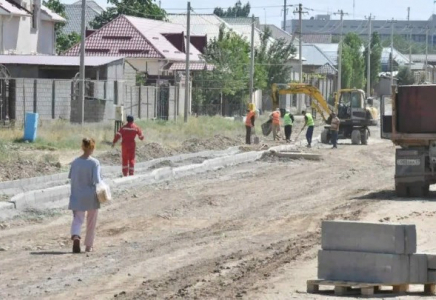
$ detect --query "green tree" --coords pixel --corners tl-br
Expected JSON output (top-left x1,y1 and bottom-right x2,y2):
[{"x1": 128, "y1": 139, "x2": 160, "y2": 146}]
[
  {"x1": 396, "y1": 66, "x2": 415, "y2": 85},
  {"x1": 363, "y1": 32, "x2": 383, "y2": 93},
  {"x1": 256, "y1": 27, "x2": 297, "y2": 88},
  {"x1": 43, "y1": 0, "x2": 81, "y2": 54},
  {"x1": 341, "y1": 33, "x2": 366, "y2": 89},
  {"x1": 214, "y1": 1, "x2": 251, "y2": 18},
  {"x1": 193, "y1": 25, "x2": 266, "y2": 114},
  {"x1": 91, "y1": 0, "x2": 166, "y2": 29}
]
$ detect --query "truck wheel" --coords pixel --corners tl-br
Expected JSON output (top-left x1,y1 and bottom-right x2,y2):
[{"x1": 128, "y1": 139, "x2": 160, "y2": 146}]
[
  {"x1": 361, "y1": 130, "x2": 369, "y2": 145},
  {"x1": 321, "y1": 129, "x2": 330, "y2": 144},
  {"x1": 351, "y1": 130, "x2": 361, "y2": 145}
]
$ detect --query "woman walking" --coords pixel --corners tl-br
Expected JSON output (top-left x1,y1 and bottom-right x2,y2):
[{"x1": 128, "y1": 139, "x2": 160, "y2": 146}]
[{"x1": 68, "y1": 138, "x2": 102, "y2": 253}]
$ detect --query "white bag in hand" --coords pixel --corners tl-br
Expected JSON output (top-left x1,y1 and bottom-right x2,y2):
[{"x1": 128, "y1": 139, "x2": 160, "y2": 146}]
[{"x1": 96, "y1": 181, "x2": 112, "y2": 203}]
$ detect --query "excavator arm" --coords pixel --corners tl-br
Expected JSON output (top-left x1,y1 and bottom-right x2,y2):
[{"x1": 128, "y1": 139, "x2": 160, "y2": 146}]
[{"x1": 271, "y1": 83, "x2": 333, "y2": 122}]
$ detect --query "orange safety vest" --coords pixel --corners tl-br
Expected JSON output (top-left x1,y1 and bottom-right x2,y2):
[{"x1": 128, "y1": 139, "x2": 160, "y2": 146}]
[
  {"x1": 245, "y1": 110, "x2": 255, "y2": 127},
  {"x1": 272, "y1": 111, "x2": 280, "y2": 125}
]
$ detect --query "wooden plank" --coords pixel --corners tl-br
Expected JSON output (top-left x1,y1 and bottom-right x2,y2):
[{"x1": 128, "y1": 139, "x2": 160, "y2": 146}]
[
  {"x1": 425, "y1": 284, "x2": 436, "y2": 295},
  {"x1": 361, "y1": 287, "x2": 374, "y2": 296},
  {"x1": 306, "y1": 282, "x2": 319, "y2": 293},
  {"x1": 334, "y1": 286, "x2": 348, "y2": 296},
  {"x1": 393, "y1": 284, "x2": 409, "y2": 294}
]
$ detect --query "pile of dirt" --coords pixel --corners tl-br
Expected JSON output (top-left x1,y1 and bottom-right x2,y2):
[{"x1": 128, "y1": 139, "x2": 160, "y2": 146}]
[
  {"x1": 0, "y1": 157, "x2": 62, "y2": 182},
  {"x1": 97, "y1": 135, "x2": 242, "y2": 166},
  {"x1": 181, "y1": 135, "x2": 241, "y2": 153},
  {"x1": 97, "y1": 143, "x2": 177, "y2": 166}
]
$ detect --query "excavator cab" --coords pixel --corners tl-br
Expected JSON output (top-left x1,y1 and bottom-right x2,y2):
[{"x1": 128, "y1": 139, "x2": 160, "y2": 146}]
[{"x1": 337, "y1": 90, "x2": 367, "y2": 121}]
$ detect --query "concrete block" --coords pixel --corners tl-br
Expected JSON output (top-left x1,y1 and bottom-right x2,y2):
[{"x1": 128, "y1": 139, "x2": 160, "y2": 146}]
[
  {"x1": 427, "y1": 253, "x2": 436, "y2": 270},
  {"x1": 318, "y1": 250, "x2": 410, "y2": 284},
  {"x1": 322, "y1": 221, "x2": 417, "y2": 254},
  {"x1": 410, "y1": 254, "x2": 427, "y2": 283},
  {"x1": 429, "y1": 270, "x2": 436, "y2": 283}
]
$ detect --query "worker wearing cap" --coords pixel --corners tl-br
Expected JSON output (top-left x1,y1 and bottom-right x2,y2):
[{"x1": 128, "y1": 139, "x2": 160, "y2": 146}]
[
  {"x1": 245, "y1": 109, "x2": 256, "y2": 144},
  {"x1": 301, "y1": 110, "x2": 315, "y2": 148},
  {"x1": 112, "y1": 115, "x2": 144, "y2": 176},
  {"x1": 270, "y1": 108, "x2": 281, "y2": 141},
  {"x1": 283, "y1": 109, "x2": 294, "y2": 143}
]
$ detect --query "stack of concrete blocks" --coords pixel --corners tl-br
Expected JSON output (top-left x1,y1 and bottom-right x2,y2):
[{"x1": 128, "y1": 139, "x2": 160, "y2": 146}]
[{"x1": 318, "y1": 221, "x2": 436, "y2": 284}]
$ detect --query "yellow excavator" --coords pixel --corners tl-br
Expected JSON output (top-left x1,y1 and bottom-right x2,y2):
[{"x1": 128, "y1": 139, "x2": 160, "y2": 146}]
[{"x1": 271, "y1": 83, "x2": 379, "y2": 145}]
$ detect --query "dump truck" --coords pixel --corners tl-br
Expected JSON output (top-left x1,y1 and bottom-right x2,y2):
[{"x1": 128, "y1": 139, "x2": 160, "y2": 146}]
[
  {"x1": 271, "y1": 83, "x2": 379, "y2": 145},
  {"x1": 381, "y1": 85, "x2": 436, "y2": 197}
]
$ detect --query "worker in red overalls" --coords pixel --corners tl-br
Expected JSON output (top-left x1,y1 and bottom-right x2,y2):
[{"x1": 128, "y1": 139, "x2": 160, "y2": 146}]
[{"x1": 112, "y1": 115, "x2": 144, "y2": 176}]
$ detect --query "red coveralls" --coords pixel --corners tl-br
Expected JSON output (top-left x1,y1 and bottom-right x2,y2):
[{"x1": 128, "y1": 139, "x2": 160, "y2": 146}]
[{"x1": 113, "y1": 123, "x2": 144, "y2": 176}]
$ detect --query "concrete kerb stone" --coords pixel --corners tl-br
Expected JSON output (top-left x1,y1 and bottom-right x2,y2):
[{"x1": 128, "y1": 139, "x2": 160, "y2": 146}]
[
  {"x1": 0, "y1": 147, "x2": 241, "y2": 195},
  {"x1": 10, "y1": 185, "x2": 70, "y2": 210},
  {"x1": 410, "y1": 253, "x2": 428, "y2": 283},
  {"x1": 427, "y1": 253, "x2": 436, "y2": 269},
  {"x1": 428, "y1": 270, "x2": 436, "y2": 283},
  {"x1": 0, "y1": 147, "x2": 261, "y2": 212},
  {"x1": 318, "y1": 250, "x2": 410, "y2": 284},
  {"x1": 0, "y1": 202, "x2": 14, "y2": 210},
  {"x1": 113, "y1": 151, "x2": 265, "y2": 190},
  {"x1": 273, "y1": 152, "x2": 322, "y2": 161},
  {"x1": 321, "y1": 221, "x2": 417, "y2": 255}
]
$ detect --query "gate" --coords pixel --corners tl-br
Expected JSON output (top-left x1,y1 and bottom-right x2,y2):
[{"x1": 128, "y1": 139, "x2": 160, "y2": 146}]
[
  {"x1": 0, "y1": 65, "x2": 12, "y2": 123},
  {"x1": 157, "y1": 83, "x2": 169, "y2": 120}
]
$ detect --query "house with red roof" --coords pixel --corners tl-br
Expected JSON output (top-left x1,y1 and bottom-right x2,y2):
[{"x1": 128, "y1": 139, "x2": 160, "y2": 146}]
[{"x1": 63, "y1": 15, "x2": 209, "y2": 85}]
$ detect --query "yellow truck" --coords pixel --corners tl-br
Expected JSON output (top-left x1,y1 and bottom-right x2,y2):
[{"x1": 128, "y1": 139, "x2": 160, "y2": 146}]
[{"x1": 271, "y1": 83, "x2": 379, "y2": 145}]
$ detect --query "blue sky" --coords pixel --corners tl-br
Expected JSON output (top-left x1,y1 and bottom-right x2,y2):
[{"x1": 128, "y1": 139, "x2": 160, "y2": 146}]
[{"x1": 62, "y1": 0, "x2": 436, "y2": 25}]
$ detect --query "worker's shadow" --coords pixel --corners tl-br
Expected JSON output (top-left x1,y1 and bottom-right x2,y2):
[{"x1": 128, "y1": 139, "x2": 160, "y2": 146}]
[
  {"x1": 352, "y1": 190, "x2": 436, "y2": 201},
  {"x1": 30, "y1": 251, "x2": 71, "y2": 256}
]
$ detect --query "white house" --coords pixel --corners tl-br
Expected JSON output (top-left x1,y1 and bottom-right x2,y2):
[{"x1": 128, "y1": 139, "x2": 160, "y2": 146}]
[{"x1": 0, "y1": 0, "x2": 65, "y2": 55}]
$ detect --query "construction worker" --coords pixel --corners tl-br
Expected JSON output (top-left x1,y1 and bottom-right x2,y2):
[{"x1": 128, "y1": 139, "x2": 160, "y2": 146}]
[
  {"x1": 112, "y1": 115, "x2": 144, "y2": 176},
  {"x1": 283, "y1": 109, "x2": 294, "y2": 143},
  {"x1": 330, "y1": 112, "x2": 340, "y2": 149},
  {"x1": 270, "y1": 108, "x2": 281, "y2": 141},
  {"x1": 245, "y1": 109, "x2": 256, "y2": 145},
  {"x1": 301, "y1": 110, "x2": 315, "y2": 148}
]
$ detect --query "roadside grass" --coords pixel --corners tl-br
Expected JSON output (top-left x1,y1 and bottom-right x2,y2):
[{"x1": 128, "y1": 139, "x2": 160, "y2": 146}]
[{"x1": 0, "y1": 116, "x2": 248, "y2": 151}]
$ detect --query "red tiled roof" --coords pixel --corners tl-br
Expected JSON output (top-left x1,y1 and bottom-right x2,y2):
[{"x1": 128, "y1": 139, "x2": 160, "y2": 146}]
[
  {"x1": 63, "y1": 15, "x2": 203, "y2": 62},
  {"x1": 64, "y1": 16, "x2": 162, "y2": 58}
]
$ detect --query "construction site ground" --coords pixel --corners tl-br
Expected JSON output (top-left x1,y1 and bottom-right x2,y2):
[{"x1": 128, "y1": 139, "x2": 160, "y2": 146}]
[{"x1": 2, "y1": 128, "x2": 436, "y2": 299}]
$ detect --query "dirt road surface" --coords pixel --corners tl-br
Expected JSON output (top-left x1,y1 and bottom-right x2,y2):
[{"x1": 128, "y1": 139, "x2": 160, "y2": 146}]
[{"x1": 1, "y1": 131, "x2": 436, "y2": 299}]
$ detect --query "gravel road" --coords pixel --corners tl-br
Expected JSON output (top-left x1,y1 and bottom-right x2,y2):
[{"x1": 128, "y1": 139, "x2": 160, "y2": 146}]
[{"x1": 2, "y1": 129, "x2": 435, "y2": 299}]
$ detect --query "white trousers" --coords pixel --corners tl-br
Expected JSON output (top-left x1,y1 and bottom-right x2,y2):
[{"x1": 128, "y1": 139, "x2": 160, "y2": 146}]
[{"x1": 71, "y1": 210, "x2": 99, "y2": 247}]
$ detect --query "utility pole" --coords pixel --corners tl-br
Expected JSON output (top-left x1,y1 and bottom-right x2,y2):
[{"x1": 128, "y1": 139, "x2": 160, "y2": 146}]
[
  {"x1": 388, "y1": 18, "x2": 397, "y2": 86},
  {"x1": 426, "y1": 26, "x2": 429, "y2": 82},
  {"x1": 294, "y1": 4, "x2": 307, "y2": 83},
  {"x1": 294, "y1": 3, "x2": 308, "y2": 113},
  {"x1": 283, "y1": 0, "x2": 287, "y2": 31},
  {"x1": 334, "y1": 9, "x2": 348, "y2": 92},
  {"x1": 184, "y1": 2, "x2": 191, "y2": 123},
  {"x1": 408, "y1": 7, "x2": 412, "y2": 69},
  {"x1": 353, "y1": 0, "x2": 355, "y2": 19},
  {"x1": 78, "y1": 0, "x2": 86, "y2": 125},
  {"x1": 365, "y1": 14, "x2": 374, "y2": 97},
  {"x1": 249, "y1": 14, "x2": 255, "y2": 104}
]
